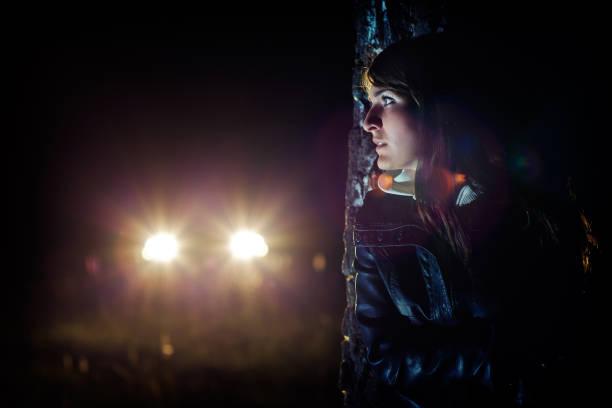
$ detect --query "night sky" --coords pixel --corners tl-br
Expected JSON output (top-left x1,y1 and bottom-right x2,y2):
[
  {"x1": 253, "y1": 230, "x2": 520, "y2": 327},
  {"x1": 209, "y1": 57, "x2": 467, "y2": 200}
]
[{"x1": 10, "y1": 2, "x2": 607, "y2": 407}]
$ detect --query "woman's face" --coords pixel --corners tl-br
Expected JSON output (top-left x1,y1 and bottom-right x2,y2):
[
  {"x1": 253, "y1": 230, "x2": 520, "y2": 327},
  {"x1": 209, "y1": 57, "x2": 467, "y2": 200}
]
[{"x1": 362, "y1": 85, "x2": 421, "y2": 171}]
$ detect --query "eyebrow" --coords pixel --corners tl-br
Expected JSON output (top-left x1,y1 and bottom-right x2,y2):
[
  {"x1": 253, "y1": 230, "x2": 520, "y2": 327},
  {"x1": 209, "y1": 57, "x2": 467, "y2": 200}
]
[{"x1": 368, "y1": 88, "x2": 393, "y2": 102}]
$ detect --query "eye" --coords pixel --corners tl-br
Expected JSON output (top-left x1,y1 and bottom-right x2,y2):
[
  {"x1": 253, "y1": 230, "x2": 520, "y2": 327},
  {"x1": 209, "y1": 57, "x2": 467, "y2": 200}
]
[{"x1": 382, "y1": 96, "x2": 395, "y2": 106}]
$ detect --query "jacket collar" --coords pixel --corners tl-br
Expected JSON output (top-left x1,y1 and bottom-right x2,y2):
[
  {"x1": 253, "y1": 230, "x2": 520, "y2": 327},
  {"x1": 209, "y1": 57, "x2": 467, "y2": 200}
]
[
  {"x1": 377, "y1": 161, "x2": 419, "y2": 199},
  {"x1": 377, "y1": 163, "x2": 482, "y2": 207}
]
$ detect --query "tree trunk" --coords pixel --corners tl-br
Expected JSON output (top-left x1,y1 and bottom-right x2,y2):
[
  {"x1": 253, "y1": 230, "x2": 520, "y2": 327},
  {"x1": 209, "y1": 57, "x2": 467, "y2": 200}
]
[{"x1": 339, "y1": 1, "x2": 446, "y2": 406}]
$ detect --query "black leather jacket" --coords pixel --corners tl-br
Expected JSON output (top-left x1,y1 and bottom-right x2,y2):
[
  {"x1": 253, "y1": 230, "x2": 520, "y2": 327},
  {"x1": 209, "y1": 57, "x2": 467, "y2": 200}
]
[{"x1": 353, "y1": 186, "x2": 586, "y2": 407}]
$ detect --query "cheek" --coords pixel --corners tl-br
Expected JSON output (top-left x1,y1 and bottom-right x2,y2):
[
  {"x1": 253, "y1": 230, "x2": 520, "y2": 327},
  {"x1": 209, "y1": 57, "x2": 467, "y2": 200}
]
[
  {"x1": 390, "y1": 110, "x2": 417, "y2": 138},
  {"x1": 395, "y1": 123, "x2": 418, "y2": 150},
  {"x1": 384, "y1": 109, "x2": 421, "y2": 153}
]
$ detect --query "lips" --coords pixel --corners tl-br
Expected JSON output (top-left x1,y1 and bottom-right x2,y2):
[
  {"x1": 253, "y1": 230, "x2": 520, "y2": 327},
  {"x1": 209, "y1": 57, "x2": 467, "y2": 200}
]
[{"x1": 375, "y1": 142, "x2": 387, "y2": 151}]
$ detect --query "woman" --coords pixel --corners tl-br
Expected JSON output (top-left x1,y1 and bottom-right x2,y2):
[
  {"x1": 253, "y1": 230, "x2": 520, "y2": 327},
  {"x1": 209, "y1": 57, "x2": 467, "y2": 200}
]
[{"x1": 353, "y1": 35, "x2": 591, "y2": 407}]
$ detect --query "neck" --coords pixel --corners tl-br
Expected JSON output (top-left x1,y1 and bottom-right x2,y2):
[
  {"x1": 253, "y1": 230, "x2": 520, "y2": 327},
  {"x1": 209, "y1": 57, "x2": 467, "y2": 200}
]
[
  {"x1": 406, "y1": 159, "x2": 419, "y2": 170},
  {"x1": 403, "y1": 159, "x2": 419, "y2": 175}
]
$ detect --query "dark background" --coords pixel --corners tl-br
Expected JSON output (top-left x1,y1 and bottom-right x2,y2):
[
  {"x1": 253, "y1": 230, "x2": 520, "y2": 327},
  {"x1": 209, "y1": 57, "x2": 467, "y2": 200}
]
[
  {"x1": 10, "y1": 1, "x2": 607, "y2": 407},
  {"x1": 12, "y1": 3, "x2": 354, "y2": 407}
]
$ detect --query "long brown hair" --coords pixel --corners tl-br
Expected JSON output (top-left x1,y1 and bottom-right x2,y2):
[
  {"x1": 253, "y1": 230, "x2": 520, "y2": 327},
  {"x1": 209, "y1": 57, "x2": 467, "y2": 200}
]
[
  {"x1": 361, "y1": 35, "x2": 598, "y2": 282},
  {"x1": 361, "y1": 35, "x2": 494, "y2": 265}
]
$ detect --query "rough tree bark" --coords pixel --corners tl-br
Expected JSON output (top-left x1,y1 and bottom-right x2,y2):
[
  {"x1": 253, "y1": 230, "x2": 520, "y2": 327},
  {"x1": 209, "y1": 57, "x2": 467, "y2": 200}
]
[{"x1": 338, "y1": 1, "x2": 447, "y2": 406}]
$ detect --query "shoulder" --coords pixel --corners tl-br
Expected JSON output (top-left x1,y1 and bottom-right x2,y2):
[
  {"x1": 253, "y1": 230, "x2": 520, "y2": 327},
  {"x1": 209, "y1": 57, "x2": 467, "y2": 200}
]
[{"x1": 353, "y1": 190, "x2": 435, "y2": 252}]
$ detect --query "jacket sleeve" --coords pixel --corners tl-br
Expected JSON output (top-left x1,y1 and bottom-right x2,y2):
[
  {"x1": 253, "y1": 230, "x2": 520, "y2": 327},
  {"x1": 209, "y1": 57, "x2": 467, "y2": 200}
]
[{"x1": 354, "y1": 243, "x2": 500, "y2": 402}]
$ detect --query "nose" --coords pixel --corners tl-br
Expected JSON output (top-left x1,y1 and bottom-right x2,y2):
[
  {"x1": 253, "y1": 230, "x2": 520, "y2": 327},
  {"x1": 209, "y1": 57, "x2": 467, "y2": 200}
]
[{"x1": 362, "y1": 105, "x2": 381, "y2": 133}]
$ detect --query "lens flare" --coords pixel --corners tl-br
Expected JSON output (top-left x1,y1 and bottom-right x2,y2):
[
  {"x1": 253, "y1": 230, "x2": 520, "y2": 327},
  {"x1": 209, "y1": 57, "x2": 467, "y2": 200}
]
[
  {"x1": 312, "y1": 252, "x2": 327, "y2": 272},
  {"x1": 142, "y1": 233, "x2": 179, "y2": 262},
  {"x1": 454, "y1": 173, "x2": 467, "y2": 184},
  {"x1": 230, "y1": 230, "x2": 269, "y2": 260},
  {"x1": 378, "y1": 173, "x2": 394, "y2": 190}
]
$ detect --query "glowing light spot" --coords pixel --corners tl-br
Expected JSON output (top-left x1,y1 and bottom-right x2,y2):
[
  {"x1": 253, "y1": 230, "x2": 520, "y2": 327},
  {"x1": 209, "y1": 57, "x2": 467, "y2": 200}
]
[
  {"x1": 161, "y1": 344, "x2": 174, "y2": 356},
  {"x1": 230, "y1": 230, "x2": 269, "y2": 260},
  {"x1": 84, "y1": 256, "x2": 100, "y2": 275},
  {"x1": 312, "y1": 252, "x2": 327, "y2": 272},
  {"x1": 378, "y1": 173, "x2": 394, "y2": 190},
  {"x1": 78, "y1": 356, "x2": 89, "y2": 373},
  {"x1": 142, "y1": 233, "x2": 179, "y2": 262},
  {"x1": 160, "y1": 334, "x2": 174, "y2": 357},
  {"x1": 344, "y1": 335, "x2": 350, "y2": 342},
  {"x1": 454, "y1": 173, "x2": 467, "y2": 184}
]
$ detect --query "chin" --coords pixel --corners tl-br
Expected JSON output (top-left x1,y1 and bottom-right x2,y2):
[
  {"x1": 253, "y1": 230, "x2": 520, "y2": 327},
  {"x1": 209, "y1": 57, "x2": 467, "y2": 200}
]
[
  {"x1": 377, "y1": 158, "x2": 390, "y2": 170},
  {"x1": 377, "y1": 160, "x2": 397, "y2": 171}
]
